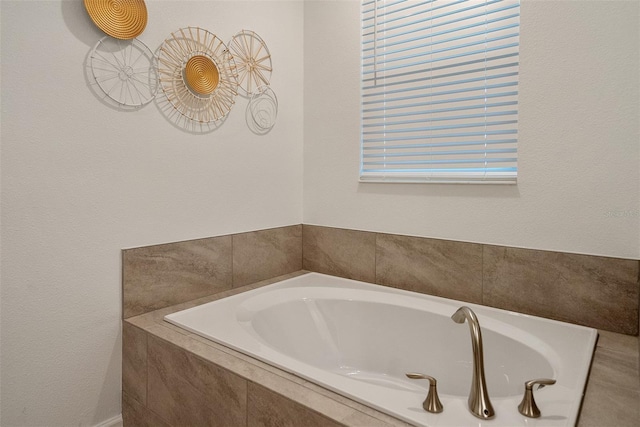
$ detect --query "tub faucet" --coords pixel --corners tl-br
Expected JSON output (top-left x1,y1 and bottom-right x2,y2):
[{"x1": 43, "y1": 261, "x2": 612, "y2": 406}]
[{"x1": 451, "y1": 306, "x2": 495, "y2": 419}]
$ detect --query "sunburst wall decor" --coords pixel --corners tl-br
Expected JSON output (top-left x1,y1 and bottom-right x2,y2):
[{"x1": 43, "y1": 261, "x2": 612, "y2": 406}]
[
  {"x1": 228, "y1": 30, "x2": 273, "y2": 97},
  {"x1": 156, "y1": 27, "x2": 239, "y2": 124}
]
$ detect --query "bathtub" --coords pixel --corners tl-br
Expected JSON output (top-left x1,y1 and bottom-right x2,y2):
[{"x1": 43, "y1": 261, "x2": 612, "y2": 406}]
[{"x1": 165, "y1": 272, "x2": 597, "y2": 427}]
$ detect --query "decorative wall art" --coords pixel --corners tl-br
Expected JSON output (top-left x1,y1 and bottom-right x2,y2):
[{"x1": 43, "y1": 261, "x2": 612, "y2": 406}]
[
  {"x1": 84, "y1": 0, "x2": 148, "y2": 40},
  {"x1": 246, "y1": 85, "x2": 278, "y2": 135},
  {"x1": 82, "y1": 0, "x2": 277, "y2": 133},
  {"x1": 228, "y1": 30, "x2": 278, "y2": 134},
  {"x1": 156, "y1": 27, "x2": 239, "y2": 125},
  {"x1": 228, "y1": 30, "x2": 272, "y2": 96},
  {"x1": 84, "y1": 0, "x2": 156, "y2": 109},
  {"x1": 89, "y1": 36, "x2": 158, "y2": 107}
]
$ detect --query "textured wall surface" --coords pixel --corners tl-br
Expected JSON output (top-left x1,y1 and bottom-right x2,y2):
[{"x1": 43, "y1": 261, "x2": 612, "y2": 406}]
[
  {"x1": 303, "y1": 0, "x2": 640, "y2": 259},
  {"x1": 0, "y1": 1, "x2": 303, "y2": 425},
  {"x1": 2, "y1": 0, "x2": 639, "y2": 425}
]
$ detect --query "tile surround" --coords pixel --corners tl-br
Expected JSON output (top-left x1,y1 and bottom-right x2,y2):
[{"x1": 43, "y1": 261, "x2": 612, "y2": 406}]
[
  {"x1": 122, "y1": 224, "x2": 640, "y2": 424},
  {"x1": 122, "y1": 323, "x2": 147, "y2": 405},
  {"x1": 233, "y1": 225, "x2": 302, "y2": 287},
  {"x1": 147, "y1": 334, "x2": 247, "y2": 426},
  {"x1": 376, "y1": 233, "x2": 483, "y2": 304},
  {"x1": 484, "y1": 245, "x2": 639, "y2": 334},
  {"x1": 122, "y1": 236, "x2": 233, "y2": 318},
  {"x1": 122, "y1": 224, "x2": 639, "y2": 330},
  {"x1": 122, "y1": 275, "x2": 640, "y2": 427},
  {"x1": 302, "y1": 225, "x2": 376, "y2": 282},
  {"x1": 123, "y1": 226, "x2": 303, "y2": 318},
  {"x1": 247, "y1": 383, "x2": 343, "y2": 427},
  {"x1": 302, "y1": 225, "x2": 639, "y2": 335},
  {"x1": 578, "y1": 331, "x2": 640, "y2": 426},
  {"x1": 122, "y1": 392, "x2": 169, "y2": 427}
]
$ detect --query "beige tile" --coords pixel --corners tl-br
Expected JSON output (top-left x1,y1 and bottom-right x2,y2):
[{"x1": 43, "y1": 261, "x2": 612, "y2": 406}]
[
  {"x1": 483, "y1": 246, "x2": 639, "y2": 334},
  {"x1": 248, "y1": 382, "x2": 345, "y2": 427},
  {"x1": 233, "y1": 225, "x2": 302, "y2": 287},
  {"x1": 376, "y1": 234, "x2": 483, "y2": 303},
  {"x1": 579, "y1": 376, "x2": 640, "y2": 427},
  {"x1": 303, "y1": 225, "x2": 376, "y2": 282},
  {"x1": 589, "y1": 346, "x2": 639, "y2": 392},
  {"x1": 126, "y1": 271, "x2": 308, "y2": 331},
  {"x1": 147, "y1": 322, "x2": 407, "y2": 427},
  {"x1": 147, "y1": 334, "x2": 247, "y2": 426},
  {"x1": 122, "y1": 391, "x2": 170, "y2": 427},
  {"x1": 597, "y1": 330, "x2": 640, "y2": 357},
  {"x1": 341, "y1": 411, "x2": 411, "y2": 427},
  {"x1": 122, "y1": 236, "x2": 233, "y2": 318},
  {"x1": 122, "y1": 322, "x2": 147, "y2": 405}
]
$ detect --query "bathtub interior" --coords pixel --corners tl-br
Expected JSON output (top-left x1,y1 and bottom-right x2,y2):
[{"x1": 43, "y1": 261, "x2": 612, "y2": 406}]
[
  {"x1": 246, "y1": 297, "x2": 555, "y2": 398},
  {"x1": 165, "y1": 272, "x2": 598, "y2": 427}
]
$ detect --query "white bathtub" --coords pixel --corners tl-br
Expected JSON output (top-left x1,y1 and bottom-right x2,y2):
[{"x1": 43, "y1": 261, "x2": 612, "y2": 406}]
[{"x1": 165, "y1": 272, "x2": 597, "y2": 427}]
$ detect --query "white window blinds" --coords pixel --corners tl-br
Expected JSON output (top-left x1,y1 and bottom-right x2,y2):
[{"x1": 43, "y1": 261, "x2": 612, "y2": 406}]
[{"x1": 360, "y1": 0, "x2": 520, "y2": 183}]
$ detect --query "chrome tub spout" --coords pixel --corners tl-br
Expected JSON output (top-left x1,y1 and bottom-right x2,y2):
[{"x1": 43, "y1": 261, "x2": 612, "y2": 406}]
[{"x1": 451, "y1": 306, "x2": 495, "y2": 419}]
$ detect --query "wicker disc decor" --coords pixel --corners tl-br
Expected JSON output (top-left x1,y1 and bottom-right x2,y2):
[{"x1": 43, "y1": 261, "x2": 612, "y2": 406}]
[
  {"x1": 83, "y1": 0, "x2": 148, "y2": 40},
  {"x1": 157, "y1": 27, "x2": 239, "y2": 123}
]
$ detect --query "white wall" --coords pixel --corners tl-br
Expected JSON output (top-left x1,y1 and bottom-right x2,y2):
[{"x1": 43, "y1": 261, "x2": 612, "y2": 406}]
[
  {"x1": 1, "y1": 0, "x2": 639, "y2": 426},
  {"x1": 0, "y1": 1, "x2": 303, "y2": 425},
  {"x1": 303, "y1": 0, "x2": 640, "y2": 260}
]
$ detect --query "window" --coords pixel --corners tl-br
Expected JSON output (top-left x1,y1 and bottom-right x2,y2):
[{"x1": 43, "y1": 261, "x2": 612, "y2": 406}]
[{"x1": 360, "y1": 0, "x2": 520, "y2": 183}]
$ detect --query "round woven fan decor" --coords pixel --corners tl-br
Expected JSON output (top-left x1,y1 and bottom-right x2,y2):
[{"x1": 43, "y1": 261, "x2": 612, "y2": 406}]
[
  {"x1": 228, "y1": 30, "x2": 272, "y2": 96},
  {"x1": 184, "y1": 55, "x2": 220, "y2": 96},
  {"x1": 84, "y1": 0, "x2": 148, "y2": 40},
  {"x1": 157, "y1": 27, "x2": 239, "y2": 124}
]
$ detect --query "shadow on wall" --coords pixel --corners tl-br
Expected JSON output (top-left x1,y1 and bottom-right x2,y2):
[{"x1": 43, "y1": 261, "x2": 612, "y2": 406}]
[
  {"x1": 357, "y1": 181, "x2": 522, "y2": 200},
  {"x1": 61, "y1": 0, "x2": 104, "y2": 47},
  {"x1": 91, "y1": 327, "x2": 123, "y2": 425}
]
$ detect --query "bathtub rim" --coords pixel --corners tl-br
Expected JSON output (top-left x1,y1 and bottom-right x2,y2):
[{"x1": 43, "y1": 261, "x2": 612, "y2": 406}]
[{"x1": 163, "y1": 271, "x2": 598, "y2": 427}]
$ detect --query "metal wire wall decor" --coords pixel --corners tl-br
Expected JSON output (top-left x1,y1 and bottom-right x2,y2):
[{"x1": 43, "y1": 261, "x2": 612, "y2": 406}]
[
  {"x1": 82, "y1": 1, "x2": 277, "y2": 133},
  {"x1": 156, "y1": 27, "x2": 239, "y2": 124},
  {"x1": 228, "y1": 30, "x2": 273, "y2": 97},
  {"x1": 84, "y1": 0, "x2": 148, "y2": 40},
  {"x1": 246, "y1": 85, "x2": 278, "y2": 135},
  {"x1": 89, "y1": 36, "x2": 158, "y2": 107}
]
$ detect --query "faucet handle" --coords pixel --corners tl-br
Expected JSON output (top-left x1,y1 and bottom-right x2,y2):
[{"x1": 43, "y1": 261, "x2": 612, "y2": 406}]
[
  {"x1": 406, "y1": 373, "x2": 444, "y2": 413},
  {"x1": 518, "y1": 378, "x2": 557, "y2": 418}
]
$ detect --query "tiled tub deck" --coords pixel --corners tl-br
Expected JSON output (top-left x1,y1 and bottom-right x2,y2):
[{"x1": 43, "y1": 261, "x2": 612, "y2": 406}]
[
  {"x1": 123, "y1": 272, "x2": 640, "y2": 427},
  {"x1": 122, "y1": 225, "x2": 640, "y2": 426}
]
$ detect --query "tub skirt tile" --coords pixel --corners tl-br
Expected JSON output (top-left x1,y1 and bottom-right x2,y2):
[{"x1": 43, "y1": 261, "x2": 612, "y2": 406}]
[
  {"x1": 588, "y1": 346, "x2": 640, "y2": 392},
  {"x1": 376, "y1": 233, "x2": 483, "y2": 304},
  {"x1": 578, "y1": 355, "x2": 640, "y2": 427},
  {"x1": 146, "y1": 335, "x2": 247, "y2": 426},
  {"x1": 122, "y1": 391, "x2": 170, "y2": 427},
  {"x1": 483, "y1": 245, "x2": 639, "y2": 334},
  {"x1": 122, "y1": 323, "x2": 147, "y2": 406},
  {"x1": 248, "y1": 382, "x2": 345, "y2": 427}
]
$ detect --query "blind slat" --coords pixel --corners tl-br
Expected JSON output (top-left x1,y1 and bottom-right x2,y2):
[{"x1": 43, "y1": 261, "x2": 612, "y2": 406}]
[{"x1": 361, "y1": 0, "x2": 520, "y2": 183}]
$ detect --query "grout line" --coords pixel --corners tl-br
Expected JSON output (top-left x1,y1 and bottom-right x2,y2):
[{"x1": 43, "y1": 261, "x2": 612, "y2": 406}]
[
  {"x1": 481, "y1": 244, "x2": 485, "y2": 306},
  {"x1": 374, "y1": 232, "x2": 379, "y2": 285},
  {"x1": 300, "y1": 223, "x2": 305, "y2": 271},
  {"x1": 231, "y1": 233, "x2": 235, "y2": 288}
]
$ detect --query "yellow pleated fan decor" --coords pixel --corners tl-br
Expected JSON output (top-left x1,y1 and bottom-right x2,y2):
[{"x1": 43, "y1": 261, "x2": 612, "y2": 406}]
[{"x1": 83, "y1": 0, "x2": 148, "y2": 40}]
